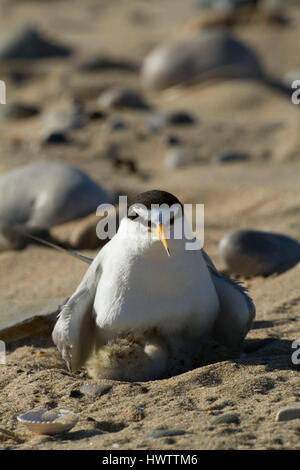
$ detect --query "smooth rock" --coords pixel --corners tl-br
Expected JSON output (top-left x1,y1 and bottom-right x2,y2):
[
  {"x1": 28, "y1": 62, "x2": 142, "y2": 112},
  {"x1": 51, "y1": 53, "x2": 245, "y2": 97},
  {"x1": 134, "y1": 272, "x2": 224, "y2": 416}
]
[
  {"x1": 42, "y1": 101, "x2": 88, "y2": 136},
  {"x1": 194, "y1": 0, "x2": 260, "y2": 11},
  {"x1": 146, "y1": 429, "x2": 187, "y2": 439},
  {"x1": 219, "y1": 229, "x2": 300, "y2": 276},
  {"x1": 212, "y1": 413, "x2": 240, "y2": 425},
  {"x1": 2, "y1": 102, "x2": 40, "y2": 120},
  {"x1": 148, "y1": 111, "x2": 196, "y2": 132},
  {"x1": 0, "y1": 26, "x2": 71, "y2": 60},
  {"x1": 165, "y1": 135, "x2": 182, "y2": 146},
  {"x1": 78, "y1": 55, "x2": 137, "y2": 73},
  {"x1": 52, "y1": 206, "x2": 119, "y2": 250},
  {"x1": 68, "y1": 207, "x2": 119, "y2": 250},
  {"x1": 42, "y1": 131, "x2": 70, "y2": 145},
  {"x1": 0, "y1": 161, "x2": 112, "y2": 250},
  {"x1": 109, "y1": 119, "x2": 128, "y2": 132},
  {"x1": 80, "y1": 383, "x2": 112, "y2": 397},
  {"x1": 0, "y1": 298, "x2": 66, "y2": 343},
  {"x1": 141, "y1": 30, "x2": 263, "y2": 91},
  {"x1": 98, "y1": 86, "x2": 151, "y2": 110},
  {"x1": 164, "y1": 149, "x2": 188, "y2": 170},
  {"x1": 212, "y1": 152, "x2": 250, "y2": 164},
  {"x1": 275, "y1": 407, "x2": 300, "y2": 422},
  {"x1": 284, "y1": 69, "x2": 300, "y2": 87}
]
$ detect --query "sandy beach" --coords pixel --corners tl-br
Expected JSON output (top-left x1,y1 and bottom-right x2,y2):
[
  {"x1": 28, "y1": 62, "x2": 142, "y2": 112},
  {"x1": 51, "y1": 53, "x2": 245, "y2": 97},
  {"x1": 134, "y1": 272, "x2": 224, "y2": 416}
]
[{"x1": 0, "y1": 0, "x2": 300, "y2": 450}]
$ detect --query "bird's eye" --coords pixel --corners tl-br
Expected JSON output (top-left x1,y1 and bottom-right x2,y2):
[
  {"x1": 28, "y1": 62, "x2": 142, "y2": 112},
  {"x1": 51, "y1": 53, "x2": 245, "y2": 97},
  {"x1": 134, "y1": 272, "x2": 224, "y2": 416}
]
[{"x1": 128, "y1": 212, "x2": 138, "y2": 220}]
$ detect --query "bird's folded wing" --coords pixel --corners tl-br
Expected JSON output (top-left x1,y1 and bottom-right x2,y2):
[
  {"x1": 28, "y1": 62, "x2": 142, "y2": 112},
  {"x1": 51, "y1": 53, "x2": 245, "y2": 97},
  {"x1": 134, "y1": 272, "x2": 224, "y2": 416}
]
[
  {"x1": 201, "y1": 249, "x2": 256, "y2": 347},
  {"x1": 52, "y1": 257, "x2": 102, "y2": 371}
]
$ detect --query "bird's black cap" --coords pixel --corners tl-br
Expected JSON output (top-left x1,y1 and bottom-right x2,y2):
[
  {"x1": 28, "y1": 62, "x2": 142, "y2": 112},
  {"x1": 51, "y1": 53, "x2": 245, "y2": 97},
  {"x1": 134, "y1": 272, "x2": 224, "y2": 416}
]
[{"x1": 130, "y1": 190, "x2": 183, "y2": 210}]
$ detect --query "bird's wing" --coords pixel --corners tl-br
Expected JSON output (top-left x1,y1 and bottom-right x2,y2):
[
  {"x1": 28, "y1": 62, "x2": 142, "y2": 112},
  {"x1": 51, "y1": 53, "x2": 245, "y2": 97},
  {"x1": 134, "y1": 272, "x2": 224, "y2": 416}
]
[
  {"x1": 201, "y1": 249, "x2": 256, "y2": 348},
  {"x1": 52, "y1": 253, "x2": 102, "y2": 371}
]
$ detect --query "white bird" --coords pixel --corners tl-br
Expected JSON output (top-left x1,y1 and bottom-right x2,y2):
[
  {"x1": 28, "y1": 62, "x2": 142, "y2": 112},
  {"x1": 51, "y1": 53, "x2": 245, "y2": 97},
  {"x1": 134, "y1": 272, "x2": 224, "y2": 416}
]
[{"x1": 52, "y1": 190, "x2": 255, "y2": 381}]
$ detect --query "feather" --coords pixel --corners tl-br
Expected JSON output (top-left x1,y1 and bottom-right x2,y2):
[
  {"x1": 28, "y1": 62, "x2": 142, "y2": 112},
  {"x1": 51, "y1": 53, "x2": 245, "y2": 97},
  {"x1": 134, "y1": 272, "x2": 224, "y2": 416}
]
[
  {"x1": 201, "y1": 249, "x2": 255, "y2": 347},
  {"x1": 52, "y1": 253, "x2": 102, "y2": 371}
]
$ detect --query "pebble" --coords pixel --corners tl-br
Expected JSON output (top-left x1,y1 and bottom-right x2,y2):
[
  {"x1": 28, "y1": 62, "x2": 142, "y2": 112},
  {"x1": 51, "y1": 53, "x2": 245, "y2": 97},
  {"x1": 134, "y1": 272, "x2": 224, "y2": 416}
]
[
  {"x1": 65, "y1": 209, "x2": 119, "y2": 250},
  {"x1": 78, "y1": 55, "x2": 137, "y2": 73},
  {"x1": 194, "y1": 0, "x2": 259, "y2": 11},
  {"x1": 42, "y1": 101, "x2": 88, "y2": 136},
  {"x1": 284, "y1": 69, "x2": 300, "y2": 87},
  {"x1": 212, "y1": 413, "x2": 240, "y2": 425},
  {"x1": 275, "y1": 407, "x2": 300, "y2": 422},
  {"x1": 148, "y1": 111, "x2": 196, "y2": 132},
  {"x1": 0, "y1": 161, "x2": 113, "y2": 251},
  {"x1": 2, "y1": 102, "x2": 40, "y2": 120},
  {"x1": 165, "y1": 135, "x2": 182, "y2": 146},
  {"x1": 109, "y1": 119, "x2": 128, "y2": 132},
  {"x1": 141, "y1": 30, "x2": 263, "y2": 91},
  {"x1": 146, "y1": 429, "x2": 187, "y2": 439},
  {"x1": 42, "y1": 131, "x2": 70, "y2": 145},
  {"x1": 219, "y1": 229, "x2": 300, "y2": 277},
  {"x1": 0, "y1": 298, "x2": 65, "y2": 343},
  {"x1": 98, "y1": 86, "x2": 151, "y2": 110},
  {"x1": 212, "y1": 152, "x2": 250, "y2": 164},
  {"x1": 0, "y1": 26, "x2": 71, "y2": 60},
  {"x1": 88, "y1": 110, "x2": 106, "y2": 121},
  {"x1": 80, "y1": 383, "x2": 112, "y2": 397},
  {"x1": 164, "y1": 149, "x2": 188, "y2": 170}
]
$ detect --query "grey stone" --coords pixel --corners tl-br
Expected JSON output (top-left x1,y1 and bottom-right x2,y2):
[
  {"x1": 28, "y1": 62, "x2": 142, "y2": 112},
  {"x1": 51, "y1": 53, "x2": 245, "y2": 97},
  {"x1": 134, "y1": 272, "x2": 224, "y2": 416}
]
[
  {"x1": 78, "y1": 55, "x2": 137, "y2": 73},
  {"x1": 42, "y1": 131, "x2": 70, "y2": 145},
  {"x1": 0, "y1": 161, "x2": 112, "y2": 250},
  {"x1": 109, "y1": 119, "x2": 128, "y2": 132},
  {"x1": 0, "y1": 26, "x2": 72, "y2": 61},
  {"x1": 142, "y1": 30, "x2": 263, "y2": 91},
  {"x1": 165, "y1": 135, "x2": 182, "y2": 146},
  {"x1": 80, "y1": 383, "x2": 112, "y2": 397},
  {"x1": 219, "y1": 229, "x2": 300, "y2": 276},
  {"x1": 42, "y1": 101, "x2": 88, "y2": 136},
  {"x1": 212, "y1": 413, "x2": 240, "y2": 425},
  {"x1": 164, "y1": 149, "x2": 188, "y2": 170},
  {"x1": 98, "y1": 87, "x2": 151, "y2": 110},
  {"x1": 212, "y1": 152, "x2": 250, "y2": 164},
  {"x1": 0, "y1": 298, "x2": 66, "y2": 343},
  {"x1": 146, "y1": 429, "x2": 187, "y2": 439},
  {"x1": 2, "y1": 102, "x2": 40, "y2": 120},
  {"x1": 148, "y1": 111, "x2": 196, "y2": 132},
  {"x1": 194, "y1": 0, "x2": 260, "y2": 11},
  {"x1": 275, "y1": 407, "x2": 300, "y2": 422}
]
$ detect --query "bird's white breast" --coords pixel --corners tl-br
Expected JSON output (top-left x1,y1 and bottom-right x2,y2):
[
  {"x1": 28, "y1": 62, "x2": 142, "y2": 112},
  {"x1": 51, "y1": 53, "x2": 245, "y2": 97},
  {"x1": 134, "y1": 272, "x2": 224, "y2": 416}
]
[{"x1": 93, "y1": 227, "x2": 219, "y2": 340}]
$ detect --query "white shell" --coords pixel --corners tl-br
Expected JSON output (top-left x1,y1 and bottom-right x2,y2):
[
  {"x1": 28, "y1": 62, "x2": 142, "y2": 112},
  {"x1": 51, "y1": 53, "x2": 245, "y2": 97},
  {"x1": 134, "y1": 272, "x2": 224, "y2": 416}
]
[{"x1": 17, "y1": 408, "x2": 78, "y2": 435}]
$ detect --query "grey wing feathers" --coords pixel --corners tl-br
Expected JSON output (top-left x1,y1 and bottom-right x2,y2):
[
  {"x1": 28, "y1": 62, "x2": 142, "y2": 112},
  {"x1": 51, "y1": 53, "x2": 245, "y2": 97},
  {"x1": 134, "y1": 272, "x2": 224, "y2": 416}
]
[
  {"x1": 52, "y1": 288, "x2": 95, "y2": 371},
  {"x1": 201, "y1": 249, "x2": 255, "y2": 347},
  {"x1": 52, "y1": 255, "x2": 102, "y2": 371}
]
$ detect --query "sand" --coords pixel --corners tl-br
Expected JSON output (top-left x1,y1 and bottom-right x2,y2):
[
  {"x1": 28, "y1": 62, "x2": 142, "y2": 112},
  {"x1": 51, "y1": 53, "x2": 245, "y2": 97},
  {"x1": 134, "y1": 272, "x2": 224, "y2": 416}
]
[{"x1": 0, "y1": 0, "x2": 300, "y2": 450}]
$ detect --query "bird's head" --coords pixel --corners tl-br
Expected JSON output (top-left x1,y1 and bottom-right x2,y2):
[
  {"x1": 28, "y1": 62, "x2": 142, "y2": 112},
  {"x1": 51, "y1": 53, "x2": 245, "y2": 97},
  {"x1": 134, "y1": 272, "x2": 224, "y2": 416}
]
[{"x1": 124, "y1": 190, "x2": 184, "y2": 257}]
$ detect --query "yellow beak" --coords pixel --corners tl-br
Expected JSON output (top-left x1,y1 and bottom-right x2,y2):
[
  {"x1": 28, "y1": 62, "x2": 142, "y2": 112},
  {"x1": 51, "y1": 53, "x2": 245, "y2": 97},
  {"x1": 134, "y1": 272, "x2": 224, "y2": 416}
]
[{"x1": 151, "y1": 223, "x2": 170, "y2": 256}]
